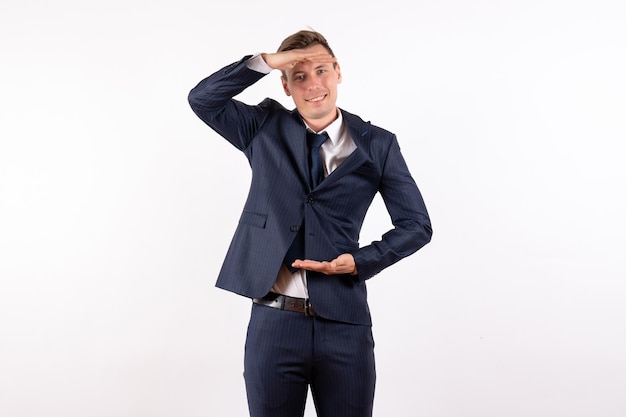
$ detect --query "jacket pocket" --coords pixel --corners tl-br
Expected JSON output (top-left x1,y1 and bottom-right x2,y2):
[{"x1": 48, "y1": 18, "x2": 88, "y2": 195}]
[{"x1": 239, "y1": 211, "x2": 267, "y2": 228}]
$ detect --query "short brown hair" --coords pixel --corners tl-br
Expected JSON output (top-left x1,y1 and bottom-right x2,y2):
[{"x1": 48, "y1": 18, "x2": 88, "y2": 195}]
[{"x1": 277, "y1": 30, "x2": 335, "y2": 57}]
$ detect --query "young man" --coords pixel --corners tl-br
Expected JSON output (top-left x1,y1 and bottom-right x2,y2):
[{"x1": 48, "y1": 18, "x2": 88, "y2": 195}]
[{"x1": 188, "y1": 30, "x2": 432, "y2": 417}]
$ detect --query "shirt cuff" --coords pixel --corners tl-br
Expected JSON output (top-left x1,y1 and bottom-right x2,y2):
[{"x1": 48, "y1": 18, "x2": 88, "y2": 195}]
[{"x1": 245, "y1": 53, "x2": 273, "y2": 74}]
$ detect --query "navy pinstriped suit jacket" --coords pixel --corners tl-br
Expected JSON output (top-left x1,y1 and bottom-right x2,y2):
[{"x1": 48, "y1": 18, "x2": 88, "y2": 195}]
[{"x1": 188, "y1": 56, "x2": 432, "y2": 325}]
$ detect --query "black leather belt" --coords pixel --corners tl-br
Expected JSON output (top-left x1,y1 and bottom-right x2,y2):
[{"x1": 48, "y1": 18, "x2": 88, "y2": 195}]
[{"x1": 253, "y1": 292, "x2": 318, "y2": 316}]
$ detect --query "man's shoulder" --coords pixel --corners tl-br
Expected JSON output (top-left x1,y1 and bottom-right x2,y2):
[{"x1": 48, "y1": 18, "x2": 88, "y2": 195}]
[
  {"x1": 339, "y1": 108, "x2": 395, "y2": 139},
  {"x1": 259, "y1": 97, "x2": 289, "y2": 111},
  {"x1": 257, "y1": 98, "x2": 301, "y2": 123},
  {"x1": 239, "y1": 98, "x2": 302, "y2": 136}
]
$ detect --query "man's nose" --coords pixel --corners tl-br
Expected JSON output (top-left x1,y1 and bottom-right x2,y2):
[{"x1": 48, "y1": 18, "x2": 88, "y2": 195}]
[{"x1": 305, "y1": 76, "x2": 321, "y2": 90}]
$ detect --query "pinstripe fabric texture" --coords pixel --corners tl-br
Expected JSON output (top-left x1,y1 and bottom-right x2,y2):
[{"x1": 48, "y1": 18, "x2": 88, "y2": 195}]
[
  {"x1": 244, "y1": 303, "x2": 375, "y2": 417},
  {"x1": 188, "y1": 56, "x2": 432, "y2": 326},
  {"x1": 189, "y1": 53, "x2": 432, "y2": 417}
]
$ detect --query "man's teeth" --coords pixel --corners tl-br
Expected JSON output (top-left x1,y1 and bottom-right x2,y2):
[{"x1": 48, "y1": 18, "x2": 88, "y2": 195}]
[{"x1": 308, "y1": 95, "x2": 325, "y2": 102}]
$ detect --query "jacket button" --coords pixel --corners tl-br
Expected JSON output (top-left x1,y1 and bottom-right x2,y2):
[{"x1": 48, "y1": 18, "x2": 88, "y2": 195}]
[
  {"x1": 307, "y1": 197, "x2": 314, "y2": 204},
  {"x1": 290, "y1": 226, "x2": 300, "y2": 232}
]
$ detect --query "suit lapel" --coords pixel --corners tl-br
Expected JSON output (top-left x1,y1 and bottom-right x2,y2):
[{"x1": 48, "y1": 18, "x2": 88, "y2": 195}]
[
  {"x1": 285, "y1": 111, "x2": 313, "y2": 191},
  {"x1": 315, "y1": 110, "x2": 372, "y2": 190}
]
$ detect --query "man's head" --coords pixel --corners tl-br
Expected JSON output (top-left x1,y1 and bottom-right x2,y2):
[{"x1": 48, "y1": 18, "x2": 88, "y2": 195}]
[{"x1": 278, "y1": 30, "x2": 342, "y2": 131}]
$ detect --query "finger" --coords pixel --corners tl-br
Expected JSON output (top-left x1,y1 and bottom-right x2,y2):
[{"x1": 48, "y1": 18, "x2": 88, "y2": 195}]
[
  {"x1": 292, "y1": 51, "x2": 336, "y2": 63},
  {"x1": 292, "y1": 259, "x2": 320, "y2": 269},
  {"x1": 292, "y1": 259, "x2": 329, "y2": 273},
  {"x1": 292, "y1": 257, "x2": 354, "y2": 275}
]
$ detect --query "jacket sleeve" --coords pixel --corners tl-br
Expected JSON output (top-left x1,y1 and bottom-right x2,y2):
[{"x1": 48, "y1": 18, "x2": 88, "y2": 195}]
[
  {"x1": 187, "y1": 55, "x2": 270, "y2": 151},
  {"x1": 351, "y1": 135, "x2": 432, "y2": 281}
]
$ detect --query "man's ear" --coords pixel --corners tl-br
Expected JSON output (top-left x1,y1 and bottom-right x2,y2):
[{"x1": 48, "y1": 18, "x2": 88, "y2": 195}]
[
  {"x1": 281, "y1": 76, "x2": 291, "y2": 96},
  {"x1": 336, "y1": 63, "x2": 342, "y2": 84}
]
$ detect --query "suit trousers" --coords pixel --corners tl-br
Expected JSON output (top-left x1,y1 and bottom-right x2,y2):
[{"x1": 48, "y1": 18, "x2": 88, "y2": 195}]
[{"x1": 244, "y1": 303, "x2": 376, "y2": 417}]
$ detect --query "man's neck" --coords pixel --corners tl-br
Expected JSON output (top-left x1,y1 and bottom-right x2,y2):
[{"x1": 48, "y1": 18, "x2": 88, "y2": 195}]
[{"x1": 303, "y1": 108, "x2": 339, "y2": 133}]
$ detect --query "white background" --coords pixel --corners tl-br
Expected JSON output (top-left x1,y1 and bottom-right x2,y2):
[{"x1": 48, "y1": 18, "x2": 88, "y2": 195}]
[{"x1": 1, "y1": 1, "x2": 625, "y2": 416}]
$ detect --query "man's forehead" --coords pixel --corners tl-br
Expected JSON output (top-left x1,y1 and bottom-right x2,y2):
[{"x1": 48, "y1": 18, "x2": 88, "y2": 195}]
[{"x1": 291, "y1": 61, "x2": 332, "y2": 73}]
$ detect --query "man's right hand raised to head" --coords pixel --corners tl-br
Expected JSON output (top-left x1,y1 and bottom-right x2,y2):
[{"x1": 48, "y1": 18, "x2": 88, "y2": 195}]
[{"x1": 261, "y1": 48, "x2": 336, "y2": 72}]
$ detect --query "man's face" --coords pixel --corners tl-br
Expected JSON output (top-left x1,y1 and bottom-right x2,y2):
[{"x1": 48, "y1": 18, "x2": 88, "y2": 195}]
[{"x1": 281, "y1": 44, "x2": 342, "y2": 130}]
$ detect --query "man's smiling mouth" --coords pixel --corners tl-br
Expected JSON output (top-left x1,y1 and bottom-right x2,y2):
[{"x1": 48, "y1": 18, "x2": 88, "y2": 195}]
[{"x1": 306, "y1": 94, "x2": 327, "y2": 103}]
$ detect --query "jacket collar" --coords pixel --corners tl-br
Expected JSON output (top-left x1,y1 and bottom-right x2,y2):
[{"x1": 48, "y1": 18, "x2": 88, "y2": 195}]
[{"x1": 289, "y1": 108, "x2": 371, "y2": 191}]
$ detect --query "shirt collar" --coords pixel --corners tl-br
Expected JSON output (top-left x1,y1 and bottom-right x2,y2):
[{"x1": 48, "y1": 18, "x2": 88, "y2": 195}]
[{"x1": 305, "y1": 109, "x2": 344, "y2": 146}]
